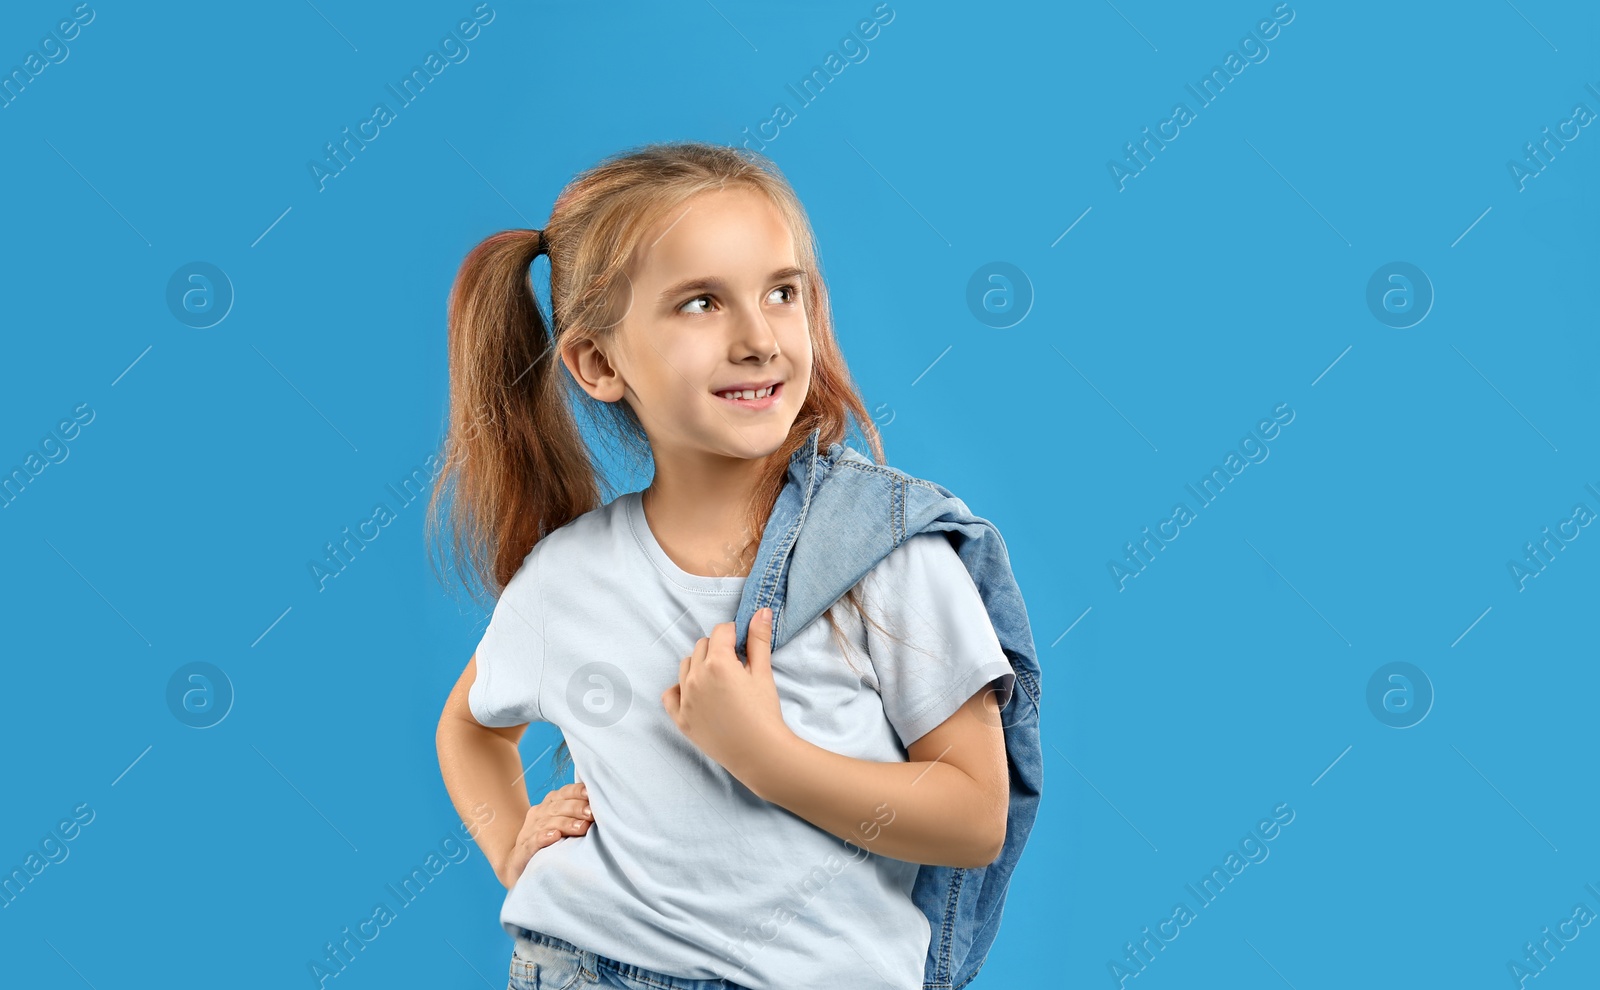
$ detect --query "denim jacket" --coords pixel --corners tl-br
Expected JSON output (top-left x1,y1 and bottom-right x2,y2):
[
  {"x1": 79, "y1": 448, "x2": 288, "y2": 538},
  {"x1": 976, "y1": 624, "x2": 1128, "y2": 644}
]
[{"x1": 731, "y1": 427, "x2": 1043, "y2": 990}]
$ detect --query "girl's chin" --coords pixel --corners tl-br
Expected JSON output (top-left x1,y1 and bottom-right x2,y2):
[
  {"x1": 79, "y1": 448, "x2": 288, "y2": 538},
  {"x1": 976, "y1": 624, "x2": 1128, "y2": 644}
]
[{"x1": 711, "y1": 423, "x2": 795, "y2": 459}]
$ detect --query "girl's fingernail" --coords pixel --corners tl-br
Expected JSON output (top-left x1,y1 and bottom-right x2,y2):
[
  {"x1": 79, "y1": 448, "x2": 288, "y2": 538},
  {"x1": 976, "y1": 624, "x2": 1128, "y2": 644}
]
[
  {"x1": 546, "y1": 830, "x2": 556, "y2": 837},
  {"x1": 583, "y1": 806, "x2": 592, "y2": 817}
]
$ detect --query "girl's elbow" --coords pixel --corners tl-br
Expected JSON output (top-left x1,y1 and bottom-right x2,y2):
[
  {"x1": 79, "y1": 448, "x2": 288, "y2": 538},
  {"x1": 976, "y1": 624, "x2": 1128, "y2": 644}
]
[
  {"x1": 970, "y1": 785, "x2": 1009, "y2": 867},
  {"x1": 962, "y1": 817, "x2": 1007, "y2": 869},
  {"x1": 976, "y1": 823, "x2": 1007, "y2": 868}
]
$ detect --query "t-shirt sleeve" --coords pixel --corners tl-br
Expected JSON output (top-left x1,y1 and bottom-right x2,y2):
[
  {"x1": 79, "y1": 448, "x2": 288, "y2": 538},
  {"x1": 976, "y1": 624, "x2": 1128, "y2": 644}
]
[
  {"x1": 467, "y1": 548, "x2": 546, "y2": 728},
  {"x1": 861, "y1": 531, "x2": 1016, "y2": 749}
]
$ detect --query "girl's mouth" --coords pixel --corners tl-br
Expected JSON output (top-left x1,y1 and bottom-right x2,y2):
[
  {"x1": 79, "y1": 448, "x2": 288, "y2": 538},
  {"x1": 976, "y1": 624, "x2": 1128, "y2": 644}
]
[{"x1": 712, "y1": 381, "x2": 782, "y2": 411}]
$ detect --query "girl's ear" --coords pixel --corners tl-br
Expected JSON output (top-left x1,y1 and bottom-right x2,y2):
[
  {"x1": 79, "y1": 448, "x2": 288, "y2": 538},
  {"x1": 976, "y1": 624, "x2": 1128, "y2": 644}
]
[{"x1": 560, "y1": 338, "x2": 627, "y2": 403}]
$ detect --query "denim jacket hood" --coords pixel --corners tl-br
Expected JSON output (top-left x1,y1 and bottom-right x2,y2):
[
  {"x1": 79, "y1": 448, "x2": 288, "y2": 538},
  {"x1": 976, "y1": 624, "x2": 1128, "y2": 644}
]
[{"x1": 731, "y1": 427, "x2": 1044, "y2": 990}]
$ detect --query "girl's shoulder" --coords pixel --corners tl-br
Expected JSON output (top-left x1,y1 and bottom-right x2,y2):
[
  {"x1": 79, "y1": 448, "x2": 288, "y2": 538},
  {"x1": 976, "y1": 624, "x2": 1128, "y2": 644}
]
[
  {"x1": 541, "y1": 491, "x2": 631, "y2": 545},
  {"x1": 859, "y1": 530, "x2": 971, "y2": 603},
  {"x1": 506, "y1": 491, "x2": 635, "y2": 589}
]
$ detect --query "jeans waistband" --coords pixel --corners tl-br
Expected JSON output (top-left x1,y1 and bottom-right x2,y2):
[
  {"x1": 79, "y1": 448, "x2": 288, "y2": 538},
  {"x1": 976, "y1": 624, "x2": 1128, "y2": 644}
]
[
  {"x1": 514, "y1": 926, "x2": 589, "y2": 957},
  {"x1": 512, "y1": 927, "x2": 754, "y2": 990}
]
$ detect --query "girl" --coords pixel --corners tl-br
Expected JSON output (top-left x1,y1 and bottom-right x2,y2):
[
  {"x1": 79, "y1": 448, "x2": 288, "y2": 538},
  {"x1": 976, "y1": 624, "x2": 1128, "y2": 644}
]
[{"x1": 432, "y1": 142, "x2": 1016, "y2": 990}]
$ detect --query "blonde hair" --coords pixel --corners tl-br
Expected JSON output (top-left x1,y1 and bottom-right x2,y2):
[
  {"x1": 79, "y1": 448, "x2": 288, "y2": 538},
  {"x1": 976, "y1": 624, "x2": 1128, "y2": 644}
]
[{"x1": 426, "y1": 141, "x2": 895, "y2": 784}]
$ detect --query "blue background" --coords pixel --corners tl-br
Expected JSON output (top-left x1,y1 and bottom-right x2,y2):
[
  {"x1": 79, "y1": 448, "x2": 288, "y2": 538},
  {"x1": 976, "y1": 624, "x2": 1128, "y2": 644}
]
[{"x1": 1, "y1": 1, "x2": 1597, "y2": 987}]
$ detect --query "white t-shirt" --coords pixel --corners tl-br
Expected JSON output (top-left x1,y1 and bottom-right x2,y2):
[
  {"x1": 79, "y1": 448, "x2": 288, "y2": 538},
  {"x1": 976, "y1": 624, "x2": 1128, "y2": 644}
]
[{"x1": 468, "y1": 489, "x2": 1014, "y2": 990}]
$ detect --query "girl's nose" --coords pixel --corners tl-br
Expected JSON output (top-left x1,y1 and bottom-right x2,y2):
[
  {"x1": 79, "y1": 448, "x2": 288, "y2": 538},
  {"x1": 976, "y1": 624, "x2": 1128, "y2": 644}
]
[{"x1": 730, "y1": 310, "x2": 779, "y2": 357}]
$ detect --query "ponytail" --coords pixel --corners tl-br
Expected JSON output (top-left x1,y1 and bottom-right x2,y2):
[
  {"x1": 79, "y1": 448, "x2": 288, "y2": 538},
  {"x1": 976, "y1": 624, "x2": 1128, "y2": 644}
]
[{"x1": 427, "y1": 227, "x2": 599, "y2": 604}]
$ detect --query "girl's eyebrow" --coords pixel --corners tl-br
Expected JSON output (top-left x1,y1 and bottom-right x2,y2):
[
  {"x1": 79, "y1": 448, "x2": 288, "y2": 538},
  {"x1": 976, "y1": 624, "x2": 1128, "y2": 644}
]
[{"x1": 656, "y1": 267, "x2": 808, "y2": 303}]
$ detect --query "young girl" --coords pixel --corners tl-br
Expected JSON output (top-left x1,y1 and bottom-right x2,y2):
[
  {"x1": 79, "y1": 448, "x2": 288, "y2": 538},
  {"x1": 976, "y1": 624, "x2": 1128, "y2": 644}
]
[{"x1": 432, "y1": 142, "x2": 1016, "y2": 990}]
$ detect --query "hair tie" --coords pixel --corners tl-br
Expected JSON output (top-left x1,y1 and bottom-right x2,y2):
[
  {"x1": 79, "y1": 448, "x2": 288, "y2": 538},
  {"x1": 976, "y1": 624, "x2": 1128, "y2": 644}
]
[{"x1": 535, "y1": 229, "x2": 550, "y2": 258}]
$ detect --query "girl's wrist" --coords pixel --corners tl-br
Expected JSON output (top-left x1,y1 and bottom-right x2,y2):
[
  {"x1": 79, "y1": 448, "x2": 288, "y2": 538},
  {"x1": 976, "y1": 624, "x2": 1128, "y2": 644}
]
[
  {"x1": 485, "y1": 835, "x2": 517, "y2": 884},
  {"x1": 732, "y1": 721, "x2": 801, "y2": 802}
]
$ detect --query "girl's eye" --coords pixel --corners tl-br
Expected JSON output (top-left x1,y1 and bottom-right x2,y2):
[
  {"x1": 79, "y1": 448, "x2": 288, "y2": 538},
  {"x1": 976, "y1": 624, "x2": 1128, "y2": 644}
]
[{"x1": 677, "y1": 285, "x2": 799, "y2": 315}]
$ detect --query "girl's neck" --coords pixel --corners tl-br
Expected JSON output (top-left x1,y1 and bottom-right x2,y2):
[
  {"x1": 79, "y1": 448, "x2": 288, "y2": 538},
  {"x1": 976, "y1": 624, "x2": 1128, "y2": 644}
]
[{"x1": 641, "y1": 473, "x2": 762, "y2": 580}]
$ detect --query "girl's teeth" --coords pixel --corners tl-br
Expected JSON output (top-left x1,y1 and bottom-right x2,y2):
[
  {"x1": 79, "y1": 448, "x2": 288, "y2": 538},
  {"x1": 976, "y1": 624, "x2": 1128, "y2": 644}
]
[{"x1": 720, "y1": 386, "x2": 773, "y2": 400}]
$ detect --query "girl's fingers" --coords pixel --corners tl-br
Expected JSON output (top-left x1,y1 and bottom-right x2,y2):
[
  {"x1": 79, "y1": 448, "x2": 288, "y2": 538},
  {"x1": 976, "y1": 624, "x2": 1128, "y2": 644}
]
[
  {"x1": 535, "y1": 817, "x2": 592, "y2": 842},
  {"x1": 510, "y1": 811, "x2": 593, "y2": 881},
  {"x1": 555, "y1": 798, "x2": 593, "y2": 819},
  {"x1": 553, "y1": 782, "x2": 586, "y2": 802},
  {"x1": 528, "y1": 786, "x2": 589, "y2": 850}
]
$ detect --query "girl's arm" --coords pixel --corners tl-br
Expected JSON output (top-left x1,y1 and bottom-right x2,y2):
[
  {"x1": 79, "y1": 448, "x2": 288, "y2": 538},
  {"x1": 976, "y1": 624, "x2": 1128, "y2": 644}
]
[
  {"x1": 663, "y1": 616, "x2": 1009, "y2": 870},
  {"x1": 739, "y1": 686, "x2": 1008, "y2": 869},
  {"x1": 438, "y1": 658, "x2": 597, "y2": 888}
]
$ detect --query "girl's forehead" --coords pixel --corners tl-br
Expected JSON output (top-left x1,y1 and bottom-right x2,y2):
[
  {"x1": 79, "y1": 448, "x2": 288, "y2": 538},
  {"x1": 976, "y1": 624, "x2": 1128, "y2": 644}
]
[
  {"x1": 634, "y1": 217, "x2": 798, "y2": 284},
  {"x1": 653, "y1": 187, "x2": 787, "y2": 241}
]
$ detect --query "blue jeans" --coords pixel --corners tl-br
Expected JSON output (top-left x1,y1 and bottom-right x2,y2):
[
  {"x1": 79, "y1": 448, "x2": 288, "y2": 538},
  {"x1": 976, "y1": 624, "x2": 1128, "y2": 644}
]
[{"x1": 507, "y1": 927, "x2": 756, "y2": 990}]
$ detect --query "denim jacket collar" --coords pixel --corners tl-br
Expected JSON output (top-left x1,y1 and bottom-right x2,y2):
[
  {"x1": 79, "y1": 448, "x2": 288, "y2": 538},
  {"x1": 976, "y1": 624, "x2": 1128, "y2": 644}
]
[{"x1": 732, "y1": 426, "x2": 842, "y2": 656}]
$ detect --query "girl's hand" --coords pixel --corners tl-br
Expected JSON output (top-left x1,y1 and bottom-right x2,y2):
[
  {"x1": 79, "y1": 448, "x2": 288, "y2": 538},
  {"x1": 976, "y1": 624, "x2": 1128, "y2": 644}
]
[
  {"x1": 661, "y1": 607, "x2": 792, "y2": 783},
  {"x1": 497, "y1": 781, "x2": 593, "y2": 889}
]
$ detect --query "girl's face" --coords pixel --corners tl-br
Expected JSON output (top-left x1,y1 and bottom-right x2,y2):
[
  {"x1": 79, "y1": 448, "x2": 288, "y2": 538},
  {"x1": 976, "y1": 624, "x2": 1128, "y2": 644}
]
[{"x1": 568, "y1": 185, "x2": 814, "y2": 464}]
